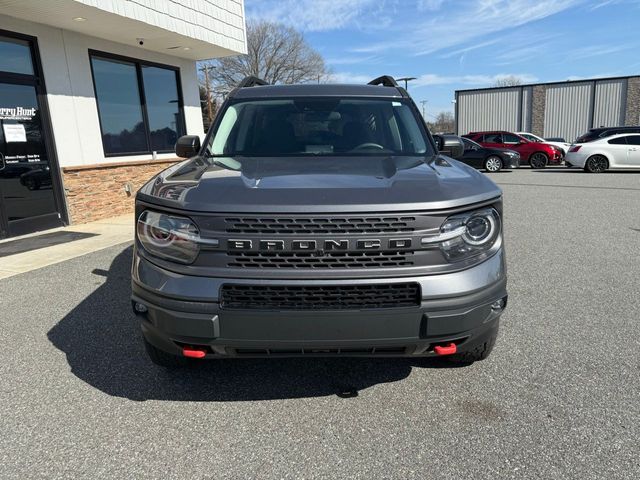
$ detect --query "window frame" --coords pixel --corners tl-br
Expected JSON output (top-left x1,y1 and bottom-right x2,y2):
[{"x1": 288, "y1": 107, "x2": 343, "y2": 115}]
[{"x1": 89, "y1": 49, "x2": 186, "y2": 157}]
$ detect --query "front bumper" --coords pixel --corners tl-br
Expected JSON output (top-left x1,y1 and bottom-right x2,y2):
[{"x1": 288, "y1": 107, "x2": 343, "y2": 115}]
[
  {"x1": 132, "y1": 249, "x2": 508, "y2": 358},
  {"x1": 550, "y1": 150, "x2": 564, "y2": 164},
  {"x1": 504, "y1": 156, "x2": 520, "y2": 169}
]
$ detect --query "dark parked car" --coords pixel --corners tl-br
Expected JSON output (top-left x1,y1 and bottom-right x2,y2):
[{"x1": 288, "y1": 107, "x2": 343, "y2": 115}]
[
  {"x1": 459, "y1": 137, "x2": 520, "y2": 172},
  {"x1": 132, "y1": 76, "x2": 507, "y2": 368},
  {"x1": 464, "y1": 130, "x2": 563, "y2": 168},
  {"x1": 575, "y1": 126, "x2": 640, "y2": 143}
]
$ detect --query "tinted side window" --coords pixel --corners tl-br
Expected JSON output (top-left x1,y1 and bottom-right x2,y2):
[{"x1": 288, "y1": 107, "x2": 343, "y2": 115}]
[
  {"x1": 503, "y1": 133, "x2": 520, "y2": 144},
  {"x1": 625, "y1": 135, "x2": 640, "y2": 145},
  {"x1": 607, "y1": 137, "x2": 627, "y2": 145},
  {"x1": 462, "y1": 138, "x2": 475, "y2": 149},
  {"x1": 484, "y1": 133, "x2": 502, "y2": 143}
]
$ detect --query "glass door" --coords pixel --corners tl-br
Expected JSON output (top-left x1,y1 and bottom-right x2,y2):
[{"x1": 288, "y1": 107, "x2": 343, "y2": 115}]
[{"x1": 0, "y1": 32, "x2": 64, "y2": 238}]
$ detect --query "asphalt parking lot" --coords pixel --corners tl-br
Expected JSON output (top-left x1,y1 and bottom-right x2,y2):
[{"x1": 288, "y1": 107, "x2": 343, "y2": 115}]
[{"x1": 1, "y1": 168, "x2": 638, "y2": 479}]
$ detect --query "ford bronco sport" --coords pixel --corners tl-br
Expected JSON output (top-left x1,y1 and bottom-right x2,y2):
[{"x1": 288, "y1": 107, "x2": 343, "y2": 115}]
[{"x1": 132, "y1": 76, "x2": 508, "y2": 367}]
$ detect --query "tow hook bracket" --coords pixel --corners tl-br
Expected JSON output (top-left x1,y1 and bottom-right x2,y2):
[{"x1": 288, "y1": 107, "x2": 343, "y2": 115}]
[
  {"x1": 182, "y1": 347, "x2": 207, "y2": 359},
  {"x1": 433, "y1": 343, "x2": 457, "y2": 356}
]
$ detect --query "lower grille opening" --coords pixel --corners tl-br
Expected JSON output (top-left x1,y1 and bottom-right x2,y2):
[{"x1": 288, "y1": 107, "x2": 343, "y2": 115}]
[
  {"x1": 234, "y1": 346, "x2": 408, "y2": 356},
  {"x1": 220, "y1": 283, "x2": 421, "y2": 310}
]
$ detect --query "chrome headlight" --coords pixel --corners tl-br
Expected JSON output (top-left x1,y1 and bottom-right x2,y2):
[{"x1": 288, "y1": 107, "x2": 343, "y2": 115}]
[
  {"x1": 137, "y1": 211, "x2": 201, "y2": 264},
  {"x1": 438, "y1": 208, "x2": 501, "y2": 262}
]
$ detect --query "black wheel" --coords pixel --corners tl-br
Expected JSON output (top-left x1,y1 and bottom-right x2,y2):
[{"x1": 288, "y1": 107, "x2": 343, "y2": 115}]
[
  {"x1": 447, "y1": 324, "x2": 499, "y2": 365},
  {"x1": 584, "y1": 154, "x2": 608, "y2": 173},
  {"x1": 144, "y1": 338, "x2": 191, "y2": 368},
  {"x1": 484, "y1": 155, "x2": 503, "y2": 173},
  {"x1": 529, "y1": 152, "x2": 548, "y2": 169}
]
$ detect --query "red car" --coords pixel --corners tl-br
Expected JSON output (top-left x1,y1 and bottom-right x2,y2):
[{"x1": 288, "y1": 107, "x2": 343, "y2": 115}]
[{"x1": 463, "y1": 131, "x2": 563, "y2": 168}]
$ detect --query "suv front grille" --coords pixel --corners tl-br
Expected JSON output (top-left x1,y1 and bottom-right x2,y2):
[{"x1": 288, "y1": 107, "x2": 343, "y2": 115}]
[
  {"x1": 220, "y1": 283, "x2": 421, "y2": 310},
  {"x1": 224, "y1": 216, "x2": 416, "y2": 234},
  {"x1": 227, "y1": 250, "x2": 415, "y2": 269}
]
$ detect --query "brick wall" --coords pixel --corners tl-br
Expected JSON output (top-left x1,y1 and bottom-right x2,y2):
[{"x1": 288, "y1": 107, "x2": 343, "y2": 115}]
[
  {"x1": 625, "y1": 77, "x2": 640, "y2": 125},
  {"x1": 61, "y1": 159, "x2": 181, "y2": 224},
  {"x1": 530, "y1": 85, "x2": 547, "y2": 137}
]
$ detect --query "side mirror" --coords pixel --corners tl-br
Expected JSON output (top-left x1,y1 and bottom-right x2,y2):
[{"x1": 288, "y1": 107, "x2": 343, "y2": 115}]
[
  {"x1": 175, "y1": 135, "x2": 201, "y2": 158},
  {"x1": 433, "y1": 134, "x2": 465, "y2": 159}
]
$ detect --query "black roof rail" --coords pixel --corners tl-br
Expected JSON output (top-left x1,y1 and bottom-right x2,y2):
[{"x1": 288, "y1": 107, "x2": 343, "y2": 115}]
[
  {"x1": 237, "y1": 76, "x2": 269, "y2": 88},
  {"x1": 368, "y1": 75, "x2": 399, "y2": 87}
]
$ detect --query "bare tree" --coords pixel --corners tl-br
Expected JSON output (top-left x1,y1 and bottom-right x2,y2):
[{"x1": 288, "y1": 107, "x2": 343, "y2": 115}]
[
  {"x1": 492, "y1": 75, "x2": 524, "y2": 87},
  {"x1": 428, "y1": 111, "x2": 455, "y2": 134},
  {"x1": 205, "y1": 20, "x2": 330, "y2": 92}
]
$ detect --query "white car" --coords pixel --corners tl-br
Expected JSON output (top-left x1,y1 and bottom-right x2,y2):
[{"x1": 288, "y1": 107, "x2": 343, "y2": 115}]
[
  {"x1": 516, "y1": 132, "x2": 572, "y2": 155},
  {"x1": 565, "y1": 133, "x2": 640, "y2": 173}
]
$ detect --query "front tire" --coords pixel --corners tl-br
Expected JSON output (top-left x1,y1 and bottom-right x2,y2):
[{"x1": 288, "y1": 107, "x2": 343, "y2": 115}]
[
  {"x1": 484, "y1": 155, "x2": 503, "y2": 173},
  {"x1": 144, "y1": 338, "x2": 192, "y2": 368},
  {"x1": 447, "y1": 324, "x2": 499, "y2": 365},
  {"x1": 529, "y1": 152, "x2": 548, "y2": 169},
  {"x1": 584, "y1": 155, "x2": 608, "y2": 173}
]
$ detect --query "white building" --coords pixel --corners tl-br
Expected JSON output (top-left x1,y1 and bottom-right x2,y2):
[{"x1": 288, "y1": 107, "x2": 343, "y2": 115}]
[{"x1": 0, "y1": 0, "x2": 246, "y2": 238}]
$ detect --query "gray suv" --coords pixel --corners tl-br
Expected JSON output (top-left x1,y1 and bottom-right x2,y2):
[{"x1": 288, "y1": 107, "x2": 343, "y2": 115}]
[{"x1": 132, "y1": 76, "x2": 507, "y2": 367}]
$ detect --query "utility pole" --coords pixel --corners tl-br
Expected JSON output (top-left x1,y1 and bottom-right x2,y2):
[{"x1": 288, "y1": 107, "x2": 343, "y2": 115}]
[
  {"x1": 199, "y1": 64, "x2": 214, "y2": 125},
  {"x1": 420, "y1": 100, "x2": 428, "y2": 120}
]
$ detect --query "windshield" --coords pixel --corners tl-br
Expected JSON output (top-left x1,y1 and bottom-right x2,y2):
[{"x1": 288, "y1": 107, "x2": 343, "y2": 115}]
[{"x1": 205, "y1": 97, "x2": 432, "y2": 157}]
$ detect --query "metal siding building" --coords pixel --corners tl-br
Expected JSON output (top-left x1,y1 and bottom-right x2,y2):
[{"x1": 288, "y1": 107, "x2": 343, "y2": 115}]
[
  {"x1": 543, "y1": 82, "x2": 592, "y2": 140},
  {"x1": 455, "y1": 75, "x2": 640, "y2": 142}
]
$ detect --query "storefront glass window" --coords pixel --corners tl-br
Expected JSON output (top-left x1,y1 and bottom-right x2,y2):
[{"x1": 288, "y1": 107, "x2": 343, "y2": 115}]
[
  {"x1": 90, "y1": 53, "x2": 185, "y2": 156},
  {"x1": 142, "y1": 66, "x2": 182, "y2": 152},
  {"x1": 0, "y1": 36, "x2": 34, "y2": 75},
  {"x1": 91, "y1": 57, "x2": 148, "y2": 154}
]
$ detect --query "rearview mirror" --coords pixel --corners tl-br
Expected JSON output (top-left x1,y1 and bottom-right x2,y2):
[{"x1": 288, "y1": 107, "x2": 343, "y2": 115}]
[
  {"x1": 433, "y1": 134, "x2": 464, "y2": 159},
  {"x1": 175, "y1": 135, "x2": 201, "y2": 158}
]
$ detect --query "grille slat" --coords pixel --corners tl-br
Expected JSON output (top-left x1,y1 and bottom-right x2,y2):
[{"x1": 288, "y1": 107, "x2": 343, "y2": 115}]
[
  {"x1": 220, "y1": 283, "x2": 421, "y2": 310},
  {"x1": 225, "y1": 216, "x2": 416, "y2": 235},
  {"x1": 234, "y1": 347, "x2": 407, "y2": 356},
  {"x1": 227, "y1": 250, "x2": 415, "y2": 269}
]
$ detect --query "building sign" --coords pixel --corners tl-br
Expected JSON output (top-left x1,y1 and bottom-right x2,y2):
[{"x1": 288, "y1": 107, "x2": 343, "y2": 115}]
[
  {"x1": 2, "y1": 123, "x2": 27, "y2": 143},
  {"x1": 0, "y1": 106, "x2": 37, "y2": 120}
]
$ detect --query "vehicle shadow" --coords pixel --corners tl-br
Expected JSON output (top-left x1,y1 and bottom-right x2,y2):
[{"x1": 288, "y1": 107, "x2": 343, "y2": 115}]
[
  {"x1": 48, "y1": 246, "x2": 456, "y2": 402},
  {"x1": 533, "y1": 169, "x2": 638, "y2": 174}
]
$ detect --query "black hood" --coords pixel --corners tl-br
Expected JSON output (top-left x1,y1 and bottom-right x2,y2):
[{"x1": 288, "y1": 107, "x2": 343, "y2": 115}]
[{"x1": 137, "y1": 155, "x2": 502, "y2": 213}]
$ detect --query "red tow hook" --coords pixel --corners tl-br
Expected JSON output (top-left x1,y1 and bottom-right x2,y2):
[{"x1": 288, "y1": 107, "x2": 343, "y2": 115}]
[
  {"x1": 433, "y1": 342, "x2": 457, "y2": 356},
  {"x1": 182, "y1": 346, "x2": 207, "y2": 359}
]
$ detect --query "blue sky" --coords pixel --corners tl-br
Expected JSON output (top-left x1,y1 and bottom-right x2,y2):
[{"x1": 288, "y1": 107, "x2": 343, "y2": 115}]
[{"x1": 245, "y1": 0, "x2": 640, "y2": 118}]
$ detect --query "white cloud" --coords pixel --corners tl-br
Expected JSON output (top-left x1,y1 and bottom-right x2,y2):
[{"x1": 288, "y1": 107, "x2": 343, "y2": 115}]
[
  {"x1": 439, "y1": 38, "x2": 501, "y2": 59},
  {"x1": 326, "y1": 54, "x2": 382, "y2": 66},
  {"x1": 355, "y1": 0, "x2": 583, "y2": 55},
  {"x1": 245, "y1": 0, "x2": 388, "y2": 32},
  {"x1": 418, "y1": 0, "x2": 445, "y2": 10},
  {"x1": 327, "y1": 72, "x2": 375, "y2": 84},
  {"x1": 413, "y1": 72, "x2": 538, "y2": 87},
  {"x1": 569, "y1": 45, "x2": 631, "y2": 60}
]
